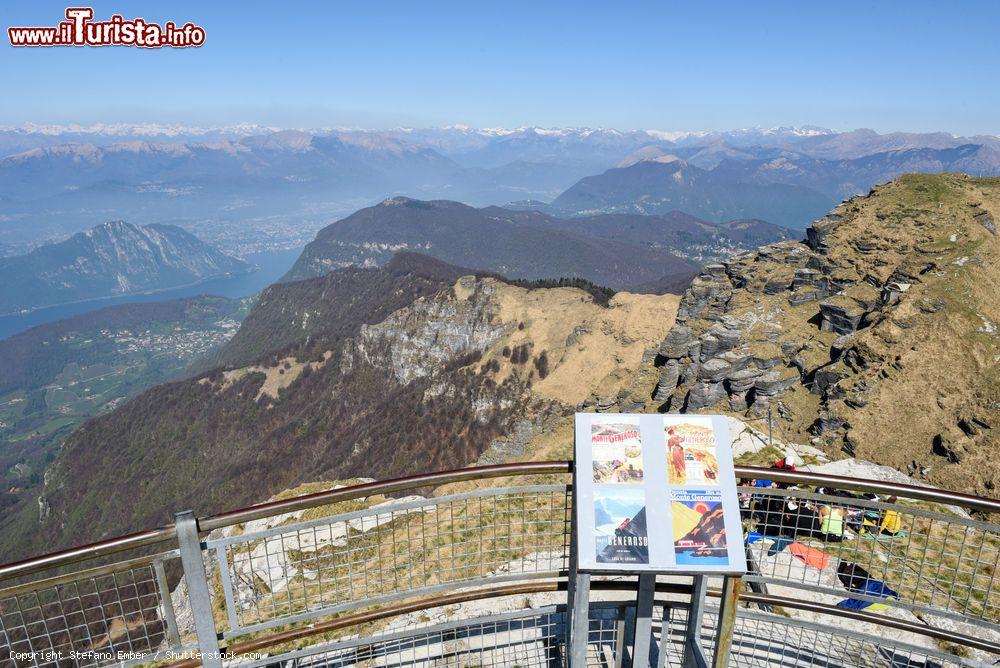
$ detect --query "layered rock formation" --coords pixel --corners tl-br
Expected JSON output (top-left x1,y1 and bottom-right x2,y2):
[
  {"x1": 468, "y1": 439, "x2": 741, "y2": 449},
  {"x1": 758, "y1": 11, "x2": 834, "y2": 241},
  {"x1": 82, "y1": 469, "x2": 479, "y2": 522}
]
[{"x1": 651, "y1": 174, "x2": 999, "y2": 496}]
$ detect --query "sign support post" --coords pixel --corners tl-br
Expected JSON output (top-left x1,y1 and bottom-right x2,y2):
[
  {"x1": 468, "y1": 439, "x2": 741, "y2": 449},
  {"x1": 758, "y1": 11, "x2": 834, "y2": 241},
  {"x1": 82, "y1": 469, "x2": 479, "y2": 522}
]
[
  {"x1": 630, "y1": 572, "x2": 657, "y2": 667},
  {"x1": 711, "y1": 576, "x2": 743, "y2": 668},
  {"x1": 567, "y1": 458, "x2": 591, "y2": 668},
  {"x1": 571, "y1": 412, "x2": 747, "y2": 668},
  {"x1": 683, "y1": 575, "x2": 710, "y2": 668},
  {"x1": 568, "y1": 568, "x2": 591, "y2": 667}
]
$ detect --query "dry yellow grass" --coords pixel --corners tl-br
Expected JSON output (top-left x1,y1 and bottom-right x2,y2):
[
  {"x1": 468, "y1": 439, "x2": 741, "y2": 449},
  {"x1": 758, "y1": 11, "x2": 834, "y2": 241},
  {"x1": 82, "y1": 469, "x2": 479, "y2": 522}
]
[{"x1": 456, "y1": 278, "x2": 679, "y2": 405}]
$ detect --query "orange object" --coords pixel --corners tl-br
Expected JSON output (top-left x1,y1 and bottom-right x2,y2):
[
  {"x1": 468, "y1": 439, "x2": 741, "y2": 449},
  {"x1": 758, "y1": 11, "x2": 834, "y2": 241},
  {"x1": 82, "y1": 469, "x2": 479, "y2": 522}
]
[{"x1": 789, "y1": 542, "x2": 831, "y2": 570}]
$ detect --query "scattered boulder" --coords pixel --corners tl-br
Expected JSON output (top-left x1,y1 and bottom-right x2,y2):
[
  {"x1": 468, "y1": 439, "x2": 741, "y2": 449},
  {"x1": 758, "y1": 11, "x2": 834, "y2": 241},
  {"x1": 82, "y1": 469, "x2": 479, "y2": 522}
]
[
  {"x1": 788, "y1": 285, "x2": 821, "y2": 305},
  {"x1": 792, "y1": 268, "x2": 822, "y2": 291},
  {"x1": 805, "y1": 214, "x2": 842, "y2": 252},
  {"x1": 812, "y1": 362, "x2": 849, "y2": 399},
  {"x1": 931, "y1": 434, "x2": 961, "y2": 463},
  {"x1": 972, "y1": 205, "x2": 997, "y2": 236},
  {"x1": 754, "y1": 366, "x2": 799, "y2": 397},
  {"x1": 698, "y1": 357, "x2": 732, "y2": 383},
  {"x1": 750, "y1": 342, "x2": 785, "y2": 369},
  {"x1": 726, "y1": 366, "x2": 764, "y2": 394},
  {"x1": 810, "y1": 414, "x2": 848, "y2": 436},
  {"x1": 819, "y1": 295, "x2": 867, "y2": 335}
]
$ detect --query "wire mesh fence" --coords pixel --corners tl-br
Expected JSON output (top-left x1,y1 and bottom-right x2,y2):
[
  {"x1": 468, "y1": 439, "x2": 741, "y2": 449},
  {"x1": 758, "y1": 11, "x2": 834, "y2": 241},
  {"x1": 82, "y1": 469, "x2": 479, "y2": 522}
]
[
  {"x1": 2, "y1": 465, "x2": 998, "y2": 667},
  {"x1": 237, "y1": 601, "x2": 986, "y2": 668},
  {"x1": 738, "y1": 484, "x2": 1000, "y2": 629},
  {"x1": 689, "y1": 608, "x2": 987, "y2": 668},
  {"x1": 208, "y1": 485, "x2": 573, "y2": 635},
  {"x1": 0, "y1": 553, "x2": 183, "y2": 668}
]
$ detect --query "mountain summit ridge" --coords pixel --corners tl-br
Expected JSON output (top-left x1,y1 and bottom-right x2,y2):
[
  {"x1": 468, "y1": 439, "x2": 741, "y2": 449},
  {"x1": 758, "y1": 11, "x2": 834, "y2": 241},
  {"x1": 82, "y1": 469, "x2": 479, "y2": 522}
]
[
  {"x1": 0, "y1": 220, "x2": 250, "y2": 314},
  {"x1": 649, "y1": 173, "x2": 1000, "y2": 497},
  {"x1": 283, "y1": 197, "x2": 795, "y2": 291}
]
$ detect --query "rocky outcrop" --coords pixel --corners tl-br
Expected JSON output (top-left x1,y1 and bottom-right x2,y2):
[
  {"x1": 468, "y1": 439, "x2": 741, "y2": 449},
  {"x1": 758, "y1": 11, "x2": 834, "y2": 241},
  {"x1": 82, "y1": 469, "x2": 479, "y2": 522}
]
[{"x1": 648, "y1": 175, "x2": 1000, "y2": 498}]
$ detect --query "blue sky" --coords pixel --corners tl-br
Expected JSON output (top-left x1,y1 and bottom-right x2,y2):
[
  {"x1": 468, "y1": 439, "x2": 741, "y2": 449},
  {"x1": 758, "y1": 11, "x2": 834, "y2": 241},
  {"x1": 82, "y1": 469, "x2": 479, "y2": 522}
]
[{"x1": 1, "y1": 1, "x2": 997, "y2": 134}]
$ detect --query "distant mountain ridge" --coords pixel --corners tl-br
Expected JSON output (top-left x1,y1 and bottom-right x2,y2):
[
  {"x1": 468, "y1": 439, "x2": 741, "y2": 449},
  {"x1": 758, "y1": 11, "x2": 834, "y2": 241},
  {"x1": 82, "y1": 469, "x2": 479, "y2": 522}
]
[
  {"x1": 0, "y1": 221, "x2": 250, "y2": 314},
  {"x1": 3, "y1": 125, "x2": 1000, "y2": 250},
  {"x1": 282, "y1": 197, "x2": 795, "y2": 292},
  {"x1": 549, "y1": 158, "x2": 836, "y2": 228}
]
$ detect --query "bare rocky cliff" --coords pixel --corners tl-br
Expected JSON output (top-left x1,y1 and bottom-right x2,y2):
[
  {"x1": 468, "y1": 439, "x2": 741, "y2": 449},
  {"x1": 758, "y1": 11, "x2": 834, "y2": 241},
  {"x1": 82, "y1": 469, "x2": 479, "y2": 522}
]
[{"x1": 649, "y1": 174, "x2": 999, "y2": 497}]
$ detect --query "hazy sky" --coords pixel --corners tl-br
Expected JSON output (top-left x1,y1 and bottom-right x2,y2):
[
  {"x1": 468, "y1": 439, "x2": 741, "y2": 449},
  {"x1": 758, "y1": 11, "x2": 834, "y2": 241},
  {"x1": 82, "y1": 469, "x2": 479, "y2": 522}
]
[{"x1": 2, "y1": 0, "x2": 998, "y2": 134}]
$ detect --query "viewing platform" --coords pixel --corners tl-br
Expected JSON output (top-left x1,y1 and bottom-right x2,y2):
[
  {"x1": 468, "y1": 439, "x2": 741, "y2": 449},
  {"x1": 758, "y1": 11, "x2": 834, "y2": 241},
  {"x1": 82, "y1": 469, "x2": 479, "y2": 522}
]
[{"x1": 1, "y1": 461, "x2": 997, "y2": 667}]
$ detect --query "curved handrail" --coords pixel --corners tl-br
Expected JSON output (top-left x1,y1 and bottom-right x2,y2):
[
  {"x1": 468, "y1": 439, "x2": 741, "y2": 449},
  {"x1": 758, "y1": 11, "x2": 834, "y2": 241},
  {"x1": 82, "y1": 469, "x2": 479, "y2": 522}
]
[
  {"x1": 162, "y1": 578, "x2": 999, "y2": 668},
  {"x1": 0, "y1": 525, "x2": 177, "y2": 582},
  {"x1": 2, "y1": 459, "x2": 996, "y2": 583},
  {"x1": 0, "y1": 460, "x2": 572, "y2": 582},
  {"x1": 734, "y1": 465, "x2": 1000, "y2": 514},
  {"x1": 199, "y1": 459, "x2": 572, "y2": 532}
]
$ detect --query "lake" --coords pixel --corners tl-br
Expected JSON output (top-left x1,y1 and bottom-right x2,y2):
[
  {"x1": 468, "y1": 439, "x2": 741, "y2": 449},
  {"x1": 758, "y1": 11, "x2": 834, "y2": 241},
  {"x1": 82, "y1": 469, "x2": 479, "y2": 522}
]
[{"x1": 0, "y1": 247, "x2": 302, "y2": 340}]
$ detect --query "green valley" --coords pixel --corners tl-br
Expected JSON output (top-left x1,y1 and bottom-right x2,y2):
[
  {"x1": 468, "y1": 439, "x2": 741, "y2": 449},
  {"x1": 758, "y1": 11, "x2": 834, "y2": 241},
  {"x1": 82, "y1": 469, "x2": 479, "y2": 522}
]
[{"x1": 0, "y1": 296, "x2": 251, "y2": 510}]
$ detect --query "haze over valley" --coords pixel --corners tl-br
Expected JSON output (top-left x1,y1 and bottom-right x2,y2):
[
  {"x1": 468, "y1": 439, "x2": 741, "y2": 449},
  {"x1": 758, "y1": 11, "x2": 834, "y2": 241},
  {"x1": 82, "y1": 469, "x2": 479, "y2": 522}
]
[{"x1": 3, "y1": 125, "x2": 1000, "y2": 257}]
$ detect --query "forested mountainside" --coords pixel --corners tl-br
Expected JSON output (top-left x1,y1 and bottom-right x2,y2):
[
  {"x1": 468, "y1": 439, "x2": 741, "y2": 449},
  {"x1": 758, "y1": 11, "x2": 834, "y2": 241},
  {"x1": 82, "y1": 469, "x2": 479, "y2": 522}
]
[
  {"x1": 649, "y1": 173, "x2": 999, "y2": 497},
  {"x1": 0, "y1": 253, "x2": 679, "y2": 561},
  {"x1": 0, "y1": 221, "x2": 250, "y2": 314},
  {"x1": 281, "y1": 197, "x2": 796, "y2": 291},
  {"x1": 485, "y1": 208, "x2": 796, "y2": 262},
  {"x1": 283, "y1": 197, "x2": 701, "y2": 292},
  {"x1": 0, "y1": 296, "x2": 249, "y2": 512}
]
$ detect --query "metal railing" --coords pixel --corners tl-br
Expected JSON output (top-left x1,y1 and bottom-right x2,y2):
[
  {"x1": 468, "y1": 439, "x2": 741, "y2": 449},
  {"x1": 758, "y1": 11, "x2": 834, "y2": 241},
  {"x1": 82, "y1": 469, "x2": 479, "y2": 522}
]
[
  {"x1": 1, "y1": 460, "x2": 997, "y2": 667},
  {"x1": 159, "y1": 583, "x2": 998, "y2": 668}
]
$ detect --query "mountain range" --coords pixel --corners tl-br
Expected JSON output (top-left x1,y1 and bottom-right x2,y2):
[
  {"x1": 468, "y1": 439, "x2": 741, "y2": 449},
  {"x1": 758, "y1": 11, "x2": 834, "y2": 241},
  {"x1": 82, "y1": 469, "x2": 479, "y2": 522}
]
[
  {"x1": 547, "y1": 157, "x2": 836, "y2": 226},
  {"x1": 2, "y1": 126, "x2": 1000, "y2": 252},
  {"x1": 0, "y1": 221, "x2": 250, "y2": 314}
]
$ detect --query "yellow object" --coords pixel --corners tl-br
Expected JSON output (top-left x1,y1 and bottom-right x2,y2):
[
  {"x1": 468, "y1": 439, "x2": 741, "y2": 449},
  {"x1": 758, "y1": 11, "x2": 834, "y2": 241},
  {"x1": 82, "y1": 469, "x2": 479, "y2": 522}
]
[{"x1": 880, "y1": 509, "x2": 903, "y2": 535}]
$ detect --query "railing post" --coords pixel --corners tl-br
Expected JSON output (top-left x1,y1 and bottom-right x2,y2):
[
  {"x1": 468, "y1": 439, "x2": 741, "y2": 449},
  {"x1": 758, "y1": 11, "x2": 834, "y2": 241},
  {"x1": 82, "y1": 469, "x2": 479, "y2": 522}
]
[
  {"x1": 175, "y1": 510, "x2": 222, "y2": 668},
  {"x1": 153, "y1": 558, "x2": 182, "y2": 649},
  {"x1": 711, "y1": 576, "x2": 743, "y2": 668},
  {"x1": 630, "y1": 573, "x2": 656, "y2": 667}
]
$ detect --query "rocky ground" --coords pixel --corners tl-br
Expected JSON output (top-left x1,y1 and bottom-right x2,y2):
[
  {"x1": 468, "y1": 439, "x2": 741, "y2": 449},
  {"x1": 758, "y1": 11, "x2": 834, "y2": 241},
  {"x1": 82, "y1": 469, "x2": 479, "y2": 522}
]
[{"x1": 647, "y1": 174, "x2": 1000, "y2": 498}]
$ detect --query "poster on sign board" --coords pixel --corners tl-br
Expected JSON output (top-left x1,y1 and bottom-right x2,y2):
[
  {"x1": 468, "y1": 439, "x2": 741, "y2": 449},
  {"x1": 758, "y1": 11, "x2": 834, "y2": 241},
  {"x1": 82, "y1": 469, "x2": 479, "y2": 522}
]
[
  {"x1": 591, "y1": 415, "x2": 645, "y2": 484},
  {"x1": 574, "y1": 413, "x2": 746, "y2": 574}
]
